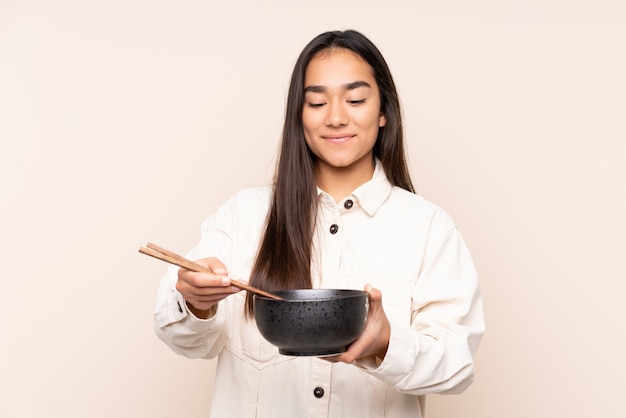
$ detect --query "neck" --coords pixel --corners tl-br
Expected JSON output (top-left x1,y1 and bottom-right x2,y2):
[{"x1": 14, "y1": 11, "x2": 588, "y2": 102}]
[{"x1": 315, "y1": 157, "x2": 375, "y2": 202}]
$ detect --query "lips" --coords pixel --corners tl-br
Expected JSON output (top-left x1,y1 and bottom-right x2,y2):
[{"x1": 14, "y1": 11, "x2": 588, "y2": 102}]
[{"x1": 322, "y1": 134, "x2": 355, "y2": 144}]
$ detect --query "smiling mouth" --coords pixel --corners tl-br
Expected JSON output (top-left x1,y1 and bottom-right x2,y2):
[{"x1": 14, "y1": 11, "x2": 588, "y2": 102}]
[{"x1": 323, "y1": 135, "x2": 355, "y2": 144}]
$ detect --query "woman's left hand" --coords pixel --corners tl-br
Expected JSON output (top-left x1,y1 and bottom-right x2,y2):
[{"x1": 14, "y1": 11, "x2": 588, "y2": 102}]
[{"x1": 328, "y1": 284, "x2": 390, "y2": 364}]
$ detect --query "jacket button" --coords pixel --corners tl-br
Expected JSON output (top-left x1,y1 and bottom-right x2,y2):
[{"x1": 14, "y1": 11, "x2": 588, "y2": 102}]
[
  {"x1": 344, "y1": 199, "x2": 354, "y2": 209},
  {"x1": 313, "y1": 387, "x2": 325, "y2": 398},
  {"x1": 329, "y1": 224, "x2": 339, "y2": 234}
]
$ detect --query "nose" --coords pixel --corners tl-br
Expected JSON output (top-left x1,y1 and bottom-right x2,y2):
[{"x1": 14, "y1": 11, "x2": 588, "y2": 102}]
[{"x1": 324, "y1": 100, "x2": 348, "y2": 127}]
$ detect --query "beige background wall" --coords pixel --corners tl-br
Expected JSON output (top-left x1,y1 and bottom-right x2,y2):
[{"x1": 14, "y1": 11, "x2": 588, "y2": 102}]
[{"x1": 1, "y1": 1, "x2": 624, "y2": 417}]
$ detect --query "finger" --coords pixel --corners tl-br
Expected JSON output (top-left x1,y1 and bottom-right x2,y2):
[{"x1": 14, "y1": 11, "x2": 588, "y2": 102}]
[
  {"x1": 183, "y1": 286, "x2": 242, "y2": 310},
  {"x1": 177, "y1": 276, "x2": 238, "y2": 297},
  {"x1": 189, "y1": 289, "x2": 240, "y2": 303},
  {"x1": 333, "y1": 285, "x2": 388, "y2": 363},
  {"x1": 183, "y1": 285, "x2": 241, "y2": 299},
  {"x1": 179, "y1": 269, "x2": 230, "y2": 288},
  {"x1": 363, "y1": 284, "x2": 384, "y2": 323},
  {"x1": 334, "y1": 331, "x2": 374, "y2": 364},
  {"x1": 204, "y1": 257, "x2": 228, "y2": 276}
]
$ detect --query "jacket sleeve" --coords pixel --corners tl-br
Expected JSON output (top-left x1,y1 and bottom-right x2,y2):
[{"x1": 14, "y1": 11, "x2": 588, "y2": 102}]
[
  {"x1": 357, "y1": 209, "x2": 485, "y2": 395},
  {"x1": 152, "y1": 198, "x2": 238, "y2": 360}
]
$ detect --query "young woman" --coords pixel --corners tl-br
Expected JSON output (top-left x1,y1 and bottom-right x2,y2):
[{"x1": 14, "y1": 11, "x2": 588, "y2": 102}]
[{"x1": 154, "y1": 29, "x2": 484, "y2": 418}]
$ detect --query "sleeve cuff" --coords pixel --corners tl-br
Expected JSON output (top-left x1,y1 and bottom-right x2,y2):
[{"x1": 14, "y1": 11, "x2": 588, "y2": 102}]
[
  {"x1": 354, "y1": 324, "x2": 416, "y2": 384},
  {"x1": 154, "y1": 286, "x2": 221, "y2": 333},
  {"x1": 184, "y1": 304, "x2": 222, "y2": 332}
]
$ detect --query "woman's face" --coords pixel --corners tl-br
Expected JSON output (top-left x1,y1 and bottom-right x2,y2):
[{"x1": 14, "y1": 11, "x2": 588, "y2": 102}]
[{"x1": 302, "y1": 48, "x2": 386, "y2": 178}]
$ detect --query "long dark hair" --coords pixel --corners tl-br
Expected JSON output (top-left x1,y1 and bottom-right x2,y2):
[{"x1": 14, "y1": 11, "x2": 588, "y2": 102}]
[{"x1": 245, "y1": 30, "x2": 414, "y2": 315}]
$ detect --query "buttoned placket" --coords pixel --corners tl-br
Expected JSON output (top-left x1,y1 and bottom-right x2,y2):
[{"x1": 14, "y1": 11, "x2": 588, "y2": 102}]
[
  {"x1": 306, "y1": 359, "x2": 333, "y2": 417},
  {"x1": 307, "y1": 195, "x2": 358, "y2": 417},
  {"x1": 317, "y1": 194, "x2": 343, "y2": 289}
]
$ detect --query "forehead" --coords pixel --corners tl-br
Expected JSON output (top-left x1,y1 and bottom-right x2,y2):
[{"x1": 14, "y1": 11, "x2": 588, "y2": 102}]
[{"x1": 304, "y1": 48, "x2": 376, "y2": 87}]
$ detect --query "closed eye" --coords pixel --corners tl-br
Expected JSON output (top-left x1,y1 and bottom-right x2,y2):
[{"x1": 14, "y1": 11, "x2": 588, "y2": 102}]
[
  {"x1": 306, "y1": 102, "x2": 326, "y2": 108},
  {"x1": 348, "y1": 99, "x2": 366, "y2": 105}
]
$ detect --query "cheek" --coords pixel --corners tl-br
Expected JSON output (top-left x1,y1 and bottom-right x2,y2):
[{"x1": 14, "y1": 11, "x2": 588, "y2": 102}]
[
  {"x1": 301, "y1": 120, "x2": 315, "y2": 149},
  {"x1": 301, "y1": 110, "x2": 317, "y2": 133},
  {"x1": 357, "y1": 108, "x2": 384, "y2": 130},
  {"x1": 301, "y1": 123, "x2": 314, "y2": 145}
]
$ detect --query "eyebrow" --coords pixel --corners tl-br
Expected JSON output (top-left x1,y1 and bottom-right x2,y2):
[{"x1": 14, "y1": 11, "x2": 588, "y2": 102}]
[{"x1": 304, "y1": 80, "x2": 372, "y2": 93}]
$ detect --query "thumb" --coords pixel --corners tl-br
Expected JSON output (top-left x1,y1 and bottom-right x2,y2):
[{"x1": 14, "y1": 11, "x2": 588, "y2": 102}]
[{"x1": 364, "y1": 283, "x2": 382, "y2": 304}]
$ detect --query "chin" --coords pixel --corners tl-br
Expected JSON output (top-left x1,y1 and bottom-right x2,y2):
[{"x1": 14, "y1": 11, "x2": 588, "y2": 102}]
[{"x1": 323, "y1": 160, "x2": 355, "y2": 169}]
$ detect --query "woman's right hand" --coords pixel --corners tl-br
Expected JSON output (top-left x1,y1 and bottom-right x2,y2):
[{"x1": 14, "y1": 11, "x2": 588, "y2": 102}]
[{"x1": 175, "y1": 257, "x2": 242, "y2": 319}]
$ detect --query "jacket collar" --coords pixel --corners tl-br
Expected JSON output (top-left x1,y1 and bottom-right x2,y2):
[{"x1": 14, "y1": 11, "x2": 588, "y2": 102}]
[
  {"x1": 352, "y1": 159, "x2": 393, "y2": 216},
  {"x1": 316, "y1": 159, "x2": 393, "y2": 216}
]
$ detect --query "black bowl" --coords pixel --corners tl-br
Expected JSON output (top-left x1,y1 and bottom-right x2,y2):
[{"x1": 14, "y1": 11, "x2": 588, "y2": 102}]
[{"x1": 253, "y1": 289, "x2": 369, "y2": 356}]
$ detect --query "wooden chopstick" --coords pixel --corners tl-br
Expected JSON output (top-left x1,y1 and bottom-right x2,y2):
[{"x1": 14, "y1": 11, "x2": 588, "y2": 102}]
[{"x1": 138, "y1": 242, "x2": 282, "y2": 300}]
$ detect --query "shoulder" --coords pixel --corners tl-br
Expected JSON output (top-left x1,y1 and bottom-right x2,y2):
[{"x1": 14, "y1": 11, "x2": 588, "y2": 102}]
[
  {"x1": 200, "y1": 186, "x2": 272, "y2": 230},
  {"x1": 388, "y1": 187, "x2": 457, "y2": 230},
  {"x1": 226, "y1": 185, "x2": 272, "y2": 207}
]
